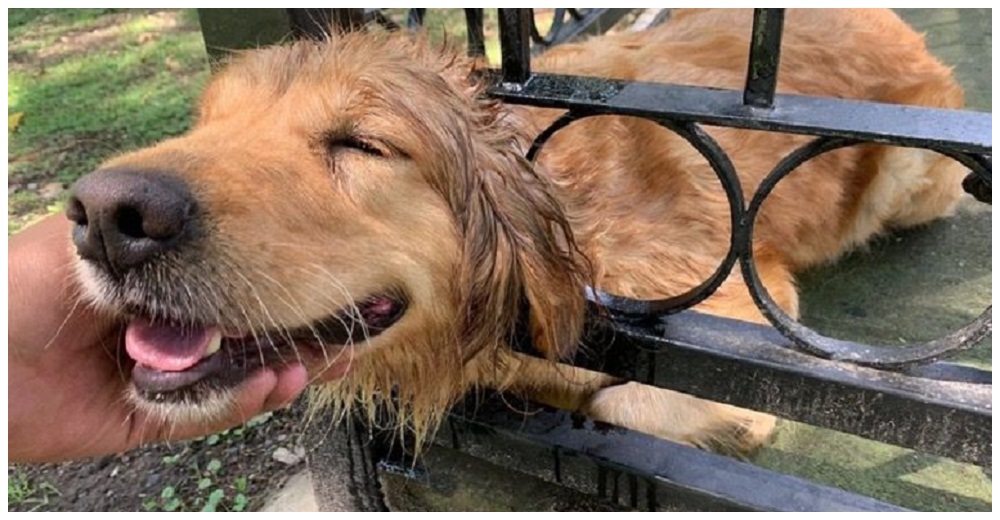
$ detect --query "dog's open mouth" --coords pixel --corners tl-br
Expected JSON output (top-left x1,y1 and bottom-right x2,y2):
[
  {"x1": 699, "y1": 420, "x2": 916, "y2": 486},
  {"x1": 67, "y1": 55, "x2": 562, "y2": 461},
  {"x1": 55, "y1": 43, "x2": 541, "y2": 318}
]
[{"x1": 125, "y1": 294, "x2": 407, "y2": 401}]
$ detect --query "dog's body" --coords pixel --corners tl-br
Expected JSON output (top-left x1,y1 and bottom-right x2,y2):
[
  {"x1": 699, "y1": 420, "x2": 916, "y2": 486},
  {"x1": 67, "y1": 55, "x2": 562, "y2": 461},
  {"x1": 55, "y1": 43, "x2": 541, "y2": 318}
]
[{"x1": 68, "y1": 9, "x2": 964, "y2": 456}]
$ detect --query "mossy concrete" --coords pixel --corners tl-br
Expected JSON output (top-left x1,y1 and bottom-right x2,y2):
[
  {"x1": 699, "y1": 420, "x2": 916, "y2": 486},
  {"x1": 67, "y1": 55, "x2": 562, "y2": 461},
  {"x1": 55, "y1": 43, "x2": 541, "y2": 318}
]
[{"x1": 753, "y1": 9, "x2": 991, "y2": 511}]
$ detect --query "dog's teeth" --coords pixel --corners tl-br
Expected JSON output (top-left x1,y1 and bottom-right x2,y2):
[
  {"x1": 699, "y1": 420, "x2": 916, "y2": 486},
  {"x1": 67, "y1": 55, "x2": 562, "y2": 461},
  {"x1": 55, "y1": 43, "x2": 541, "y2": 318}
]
[{"x1": 205, "y1": 331, "x2": 222, "y2": 357}]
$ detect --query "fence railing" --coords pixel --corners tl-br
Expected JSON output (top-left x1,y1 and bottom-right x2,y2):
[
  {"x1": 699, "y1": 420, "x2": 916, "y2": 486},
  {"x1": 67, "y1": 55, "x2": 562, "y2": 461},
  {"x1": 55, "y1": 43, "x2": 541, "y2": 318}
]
[{"x1": 197, "y1": 8, "x2": 992, "y2": 511}]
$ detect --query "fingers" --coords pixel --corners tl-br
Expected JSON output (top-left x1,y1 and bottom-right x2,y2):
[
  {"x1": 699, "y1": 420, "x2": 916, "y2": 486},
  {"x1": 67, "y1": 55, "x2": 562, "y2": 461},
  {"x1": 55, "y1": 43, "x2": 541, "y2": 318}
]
[
  {"x1": 263, "y1": 363, "x2": 310, "y2": 410},
  {"x1": 8, "y1": 215, "x2": 119, "y2": 357}
]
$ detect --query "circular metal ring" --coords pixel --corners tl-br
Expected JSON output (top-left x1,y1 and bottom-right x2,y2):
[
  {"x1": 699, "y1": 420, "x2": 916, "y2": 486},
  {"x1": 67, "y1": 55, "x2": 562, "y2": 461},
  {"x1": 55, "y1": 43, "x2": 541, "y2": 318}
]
[
  {"x1": 527, "y1": 112, "x2": 746, "y2": 322},
  {"x1": 740, "y1": 136, "x2": 993, "y2": 368}
]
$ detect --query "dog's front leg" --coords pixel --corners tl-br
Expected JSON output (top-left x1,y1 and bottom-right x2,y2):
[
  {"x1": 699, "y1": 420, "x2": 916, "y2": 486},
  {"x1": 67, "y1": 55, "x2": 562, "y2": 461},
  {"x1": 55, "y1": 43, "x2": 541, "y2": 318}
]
[{"x1": 480, "y1": 351, "x2": 775, "y2": 457}]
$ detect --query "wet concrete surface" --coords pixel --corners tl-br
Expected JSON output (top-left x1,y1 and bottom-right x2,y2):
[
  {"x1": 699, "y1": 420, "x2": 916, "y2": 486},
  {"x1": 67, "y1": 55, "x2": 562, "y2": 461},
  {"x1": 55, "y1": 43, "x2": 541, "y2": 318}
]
[{"x1": 753, "y1": 8, "x2": 991, "y2": 512}]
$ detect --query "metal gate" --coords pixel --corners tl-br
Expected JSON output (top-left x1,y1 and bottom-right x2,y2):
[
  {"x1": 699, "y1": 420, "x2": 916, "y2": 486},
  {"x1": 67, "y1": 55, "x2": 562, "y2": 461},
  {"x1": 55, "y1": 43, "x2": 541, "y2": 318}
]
[{"x1": 197, "y1": 8, "x2": 991, "y2": 511}]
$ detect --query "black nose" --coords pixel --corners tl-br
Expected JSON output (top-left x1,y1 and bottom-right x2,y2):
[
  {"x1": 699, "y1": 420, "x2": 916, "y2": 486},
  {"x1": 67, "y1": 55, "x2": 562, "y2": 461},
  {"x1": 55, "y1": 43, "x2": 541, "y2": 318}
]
[{"x1": 66, "y1": 169, "x2": 199, "y2": 275}]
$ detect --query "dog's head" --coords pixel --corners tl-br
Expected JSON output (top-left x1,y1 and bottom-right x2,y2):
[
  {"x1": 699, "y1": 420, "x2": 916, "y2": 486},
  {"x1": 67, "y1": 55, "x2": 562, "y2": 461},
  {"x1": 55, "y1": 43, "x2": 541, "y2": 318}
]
[{"x1": 67, "y1": 32, "x2": 587, "y2": 436}]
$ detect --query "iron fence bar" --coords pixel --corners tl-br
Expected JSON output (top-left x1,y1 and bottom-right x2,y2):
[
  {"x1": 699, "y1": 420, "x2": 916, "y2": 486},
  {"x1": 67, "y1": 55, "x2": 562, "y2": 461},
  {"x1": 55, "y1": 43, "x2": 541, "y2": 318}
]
[
  {"x1": 445, "y1": 395, "x2": 908, "y2": 511},
  {"x1": 488, "y1": 73, "x2": 991, "y2": 153},
  {"x1": 194, "y1": 8, "x2": 992, "y2": 508},
  {"x1": 498, "y1": 8, "x2": 533, "y2": 84},
  {"x1": 361, "y1": 9, "x2": 398, "y2": 31},
  {"x1": 197, "y1": 9, "x2": 309, "y2": 65},
  {"x1": 529, "y1": 117, "x2": 746, "y2": 321},
  {"x1": 524, "y1": 114, "x2": 988, "y2": 368},
  {"x1": 739, "y1": 136, "x2": 993, "y2": 367},
  {"x1": 567, "y1": 310, "x2": 991, "y2": 467},
  {"x1": 484, "y1": 4, "x2": 989, "y2": 494},
  {"x1": 530, "y1": 8, "x2": 565, "y2": 47},
  {"x1": 900, "y1": 361, "x2": 993, "y2": 384},
  {"x1": 285, "y1": 9, "x2": 335, "y2": 38},
  {"x1": 407, "y1": 8, "x2": 426, "y2": 30},
  {"x1": 743, "y1": 8, "x2": 785, "y2": 108},
  {"x1": 963, "y1": 160, "x2": 992, "y2": 203},
  {"x1": 464, "y1": 9, "x2": 486, "y2": 58},
  {"x1": 541, "y1": 8, "x2": 633, "y2": 49}
]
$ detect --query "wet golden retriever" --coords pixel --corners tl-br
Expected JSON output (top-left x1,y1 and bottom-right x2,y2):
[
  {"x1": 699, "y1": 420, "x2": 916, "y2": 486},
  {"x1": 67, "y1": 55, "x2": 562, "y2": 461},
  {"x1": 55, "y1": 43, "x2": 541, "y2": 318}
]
[{"x1": 67, "y1": 9, "x2": 964, "y2": 455}]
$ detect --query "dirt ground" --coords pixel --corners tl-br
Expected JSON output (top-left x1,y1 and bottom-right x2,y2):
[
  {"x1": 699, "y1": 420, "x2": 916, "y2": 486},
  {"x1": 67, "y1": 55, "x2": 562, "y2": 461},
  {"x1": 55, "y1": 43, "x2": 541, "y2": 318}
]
[
  {"x1": 7, "y1": 10, "x2": 322, "y2": 512},
  {"x1": 8, "y1": 403, "x2": 318, "y2": 512}
]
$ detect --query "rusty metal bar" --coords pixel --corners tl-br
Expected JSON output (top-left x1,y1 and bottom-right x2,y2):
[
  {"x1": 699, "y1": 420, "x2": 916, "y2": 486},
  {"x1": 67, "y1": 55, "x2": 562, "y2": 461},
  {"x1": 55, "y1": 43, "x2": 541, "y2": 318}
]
[{"x1": 743, "y1": 8, "x2": 785, "y2": 108}]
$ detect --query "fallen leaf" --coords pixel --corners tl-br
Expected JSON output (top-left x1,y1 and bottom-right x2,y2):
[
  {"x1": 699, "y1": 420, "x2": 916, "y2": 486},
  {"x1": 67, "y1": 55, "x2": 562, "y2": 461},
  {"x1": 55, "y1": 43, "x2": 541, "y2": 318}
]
[
  {"x1": 9, "y1": 112, "x2": 24, "y2": 132},
  {"x1": 164, "y1": 56, "x2": 182, "y2": 72}
]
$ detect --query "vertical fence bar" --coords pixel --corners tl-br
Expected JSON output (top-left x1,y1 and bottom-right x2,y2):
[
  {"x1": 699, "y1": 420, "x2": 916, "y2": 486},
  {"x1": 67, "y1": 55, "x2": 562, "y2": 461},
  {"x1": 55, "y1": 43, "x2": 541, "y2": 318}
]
[
  {"x1": 743, "y1": 8, "x2": 785, "y2": 108},
  {"x1": 197, "y1": 9, "x2": 294, "y2": 66},
  {"x1": 286, "y1": 8, "x2": 368, "y2": 37},
  {"x1": 465, "y1": 9, "x2": 487, "y2": 58},
  {"x1": 286, "y1": 9, "x2": 333, "y2": 38},
  {"x1": 498, "y1": 8, "x2": 533, "y2": 84},
  {"x1": 407, "y1": 8, "x2": 427, "y2": 29},
  {"x1": 329, "y1": 9, "x2": 367, "y2": 31}
]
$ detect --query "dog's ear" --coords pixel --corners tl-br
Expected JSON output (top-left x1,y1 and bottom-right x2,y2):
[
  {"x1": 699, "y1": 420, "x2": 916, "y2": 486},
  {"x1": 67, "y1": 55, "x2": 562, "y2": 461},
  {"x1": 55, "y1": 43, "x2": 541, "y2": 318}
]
[
  {"x1": 394, "y1": 48, "x2": 588, "y2": 360},
  {"x1": 455, "y1": 106, "x2": 590, "y2": 361}
]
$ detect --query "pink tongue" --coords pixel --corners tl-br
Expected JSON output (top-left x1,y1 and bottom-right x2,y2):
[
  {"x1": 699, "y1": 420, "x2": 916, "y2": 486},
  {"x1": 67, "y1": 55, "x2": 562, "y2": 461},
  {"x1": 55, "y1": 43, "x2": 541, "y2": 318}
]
[{"x1": 125, "y1": 319, "x2": 217, "y2": 372}]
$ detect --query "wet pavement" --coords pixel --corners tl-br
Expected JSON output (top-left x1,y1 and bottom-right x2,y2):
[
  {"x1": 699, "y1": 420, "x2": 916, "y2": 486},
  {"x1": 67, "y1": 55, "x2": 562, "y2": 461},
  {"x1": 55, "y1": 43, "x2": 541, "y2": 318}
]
[{"x1": 755, "y1": 8, "x2": 991, "y2": 512}]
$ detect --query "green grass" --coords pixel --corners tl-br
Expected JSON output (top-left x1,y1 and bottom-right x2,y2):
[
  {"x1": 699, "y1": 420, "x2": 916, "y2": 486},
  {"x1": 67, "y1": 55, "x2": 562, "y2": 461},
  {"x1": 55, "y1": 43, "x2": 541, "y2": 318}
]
[
  {"x1": 8, "y1": 9, "x2": 209, "y2": 232},
  {"x1": 141, "y1": 413, "x2": 272, "y2": 512},
  {"x1": 7, "y1": 470, "x2": 61, "y2": 511},
  {"x1": 9, "y1": 9, "x2": 128, "y2": 51},
  {"x1": 6, "y1": 8, "x2": 517, "y2": 235},
  {"x1": 143, "y1": 455, "x2": 249, "y2": 512},
  {"x1": 8, "y1": 471, "x2": 34, "y2": 505}
]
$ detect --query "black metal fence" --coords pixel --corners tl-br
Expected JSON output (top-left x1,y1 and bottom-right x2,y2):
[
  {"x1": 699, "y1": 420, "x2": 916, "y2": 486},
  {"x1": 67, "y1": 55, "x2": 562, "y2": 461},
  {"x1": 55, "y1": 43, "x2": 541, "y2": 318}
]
[{"x1": 197, "y1": 8, "x2": 991, "y2": 511}]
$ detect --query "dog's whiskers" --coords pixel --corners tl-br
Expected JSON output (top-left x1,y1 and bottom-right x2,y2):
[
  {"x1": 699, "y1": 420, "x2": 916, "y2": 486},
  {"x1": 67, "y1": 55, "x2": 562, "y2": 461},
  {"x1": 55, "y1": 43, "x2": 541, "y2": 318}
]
[
  {"x1": 225, "y1": 260, "x2": 274, "y2": 373},
  {"x1": 304, "y1": 263, "x2": 371, "y2": 346},
  {"x1": 250, "y1": 267, "x2": 323, "y2": 369}
]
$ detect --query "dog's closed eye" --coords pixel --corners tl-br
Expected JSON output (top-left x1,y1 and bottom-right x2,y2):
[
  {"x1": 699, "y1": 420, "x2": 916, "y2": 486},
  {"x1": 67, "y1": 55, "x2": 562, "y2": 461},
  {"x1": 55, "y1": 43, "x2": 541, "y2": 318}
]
[{"x1": 326, "y1": 135, "x2": 389, "y2": 158}]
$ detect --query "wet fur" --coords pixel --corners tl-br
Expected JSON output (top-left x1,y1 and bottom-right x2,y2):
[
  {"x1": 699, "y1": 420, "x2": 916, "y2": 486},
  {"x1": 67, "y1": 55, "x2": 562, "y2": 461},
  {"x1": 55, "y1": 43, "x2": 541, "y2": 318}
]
[{"x1": 76, "y1": 9, "x2": 965, "y2": 455}]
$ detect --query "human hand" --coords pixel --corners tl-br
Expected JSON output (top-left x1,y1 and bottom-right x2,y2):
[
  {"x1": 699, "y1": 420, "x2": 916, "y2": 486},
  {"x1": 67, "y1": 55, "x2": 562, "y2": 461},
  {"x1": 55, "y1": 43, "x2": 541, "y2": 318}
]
[{"x1": 7, "y1": 215, "x2": 310, "y2": 463}]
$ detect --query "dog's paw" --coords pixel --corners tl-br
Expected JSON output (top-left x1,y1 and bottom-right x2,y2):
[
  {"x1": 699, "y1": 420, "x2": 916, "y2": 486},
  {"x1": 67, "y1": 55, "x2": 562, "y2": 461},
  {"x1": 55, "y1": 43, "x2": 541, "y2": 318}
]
[{"x1": 581, "y1": 382, "x2": 776, "y2": 458}]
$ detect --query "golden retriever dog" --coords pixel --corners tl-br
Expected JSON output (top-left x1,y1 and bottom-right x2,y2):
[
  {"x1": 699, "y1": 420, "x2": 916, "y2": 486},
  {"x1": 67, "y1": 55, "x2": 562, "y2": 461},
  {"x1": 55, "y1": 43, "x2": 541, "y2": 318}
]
[{"x1": 67, "y1": 9, "x2": 964, "y2": 457}]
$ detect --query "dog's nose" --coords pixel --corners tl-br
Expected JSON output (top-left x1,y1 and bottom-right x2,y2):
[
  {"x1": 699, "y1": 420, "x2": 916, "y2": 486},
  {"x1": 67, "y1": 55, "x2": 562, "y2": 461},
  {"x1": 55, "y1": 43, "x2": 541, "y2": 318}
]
[{"x1": 66, "y1": 169, "x2": 199, "y2": 274}]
